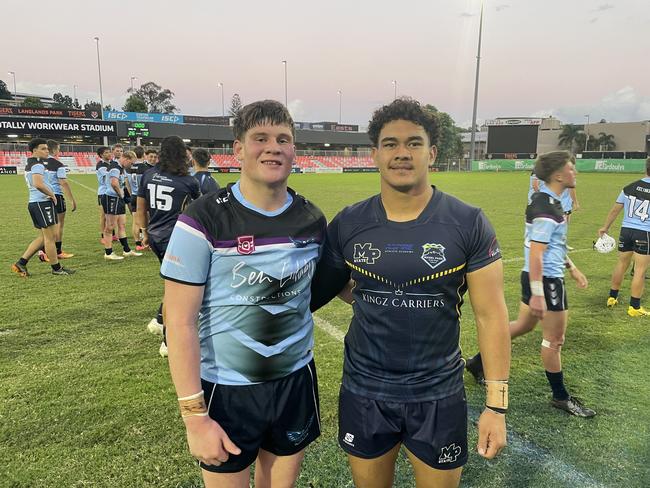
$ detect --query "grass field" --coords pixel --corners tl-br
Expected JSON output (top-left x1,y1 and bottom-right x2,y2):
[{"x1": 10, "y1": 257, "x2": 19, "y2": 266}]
[{"x1": 1, "y1": 171, "x2": 649, "y2": 488}]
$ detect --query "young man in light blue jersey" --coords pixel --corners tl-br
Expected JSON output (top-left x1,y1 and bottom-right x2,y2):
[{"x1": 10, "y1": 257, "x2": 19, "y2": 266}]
[
  {"x1": 96, "y1": 146, "x2": 112, "y2": 243},
  {"x1": 161, "y1": 100, "x2": 325, "y2": 488},
  {"x1": 12, "y1": 138, "x2": 75, "y2": 277},
  {"x1": 101, "y1": 151, "x2": 142, "y2": 260},
  {"x1": 44, "y1": 139, "x2": 76, "y2": 260},
  {"x1": 598, "y1": 157, "x2": 650, "y2": 316},
  {"x1": 468, "y1": 150, "x2": 595, "y2": 418}
]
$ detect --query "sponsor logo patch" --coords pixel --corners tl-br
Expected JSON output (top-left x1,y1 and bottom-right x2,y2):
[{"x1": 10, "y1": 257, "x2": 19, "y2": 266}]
[
  {"x1": 421, "y1": 243, "x2": 446, "y2": 270},
  {"x1": 353, "y1": 243, "x2": 381, "y2": 264},
  {"x1": 438, "y1": 443, "x2": 462, "y2": 464}
]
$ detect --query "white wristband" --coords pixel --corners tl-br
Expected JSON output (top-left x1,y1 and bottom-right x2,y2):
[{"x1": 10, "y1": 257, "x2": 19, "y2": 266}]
[
  {"x1": 177, "y1": 390, "x2": 204, "y2": 401},
  {"x1": 530, "y1": 281, "x2": 544, "y2": 297}
]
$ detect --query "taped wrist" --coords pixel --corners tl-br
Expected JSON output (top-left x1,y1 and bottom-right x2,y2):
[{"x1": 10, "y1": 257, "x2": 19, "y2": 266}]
[
  {"x1": 485, "y1": 381, "x2": 509, "y2": 411},
  {"x1": 530, "y1": 280, "x2": 544, "y2": 297},
  {"x1": 178, "y1": 390, "x2": 208, "y2": 418}
]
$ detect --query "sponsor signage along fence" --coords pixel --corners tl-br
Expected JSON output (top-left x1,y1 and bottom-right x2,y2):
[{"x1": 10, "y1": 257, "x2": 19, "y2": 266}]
[
  {"x1": 183, "y1": 115, "x2": 230, "y2": 126},
  {"x1": 485, "y1": 118, "x2": 542, "y2": 126},
  {"x1": 103, "y1": 111, "x2": 184, "y2": 123},
  {"x1": 0, "y1": 116, "x2": 116, "y2": 136},
  {"x1": 472, "y1": 159, "x2": 647, "y2": 173},
  {"x1": 0, "y1": 106, "x2": 102, "y2": 119},
  {"x1": 0, "y1": 166, "x2": 18, "y2": 174}
]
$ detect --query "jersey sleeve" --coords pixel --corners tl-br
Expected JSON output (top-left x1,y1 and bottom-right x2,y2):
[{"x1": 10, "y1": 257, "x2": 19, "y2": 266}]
[
  {"x1": 137, "y1": 173, "x2": 148, "y2": 198},
  {"x1": 109, "y1": 168, "x2": 120, "y2": 179},
  {"x1": 32, "y1": 163, "x2": 45, "y2": 176},
  {"x1": 310, "y1": 212, "x2": 351, "y2": 312},
  {"x1": 529, "y1": 216, "x2": 557, "y2": 244},
  {"x1": 160, "y1": 208, "x2": 213, "y2": 286},
  {"x1": 57, "y1": 166, "x2": 67, "y2": 179},
  {"x1": 466, "y1": 210, "x2": 502, "y2": 273},
  {"x1": 189, "y1": 178, "x2": 201, "y2": 200},
  {"x1": 616, "y1": 190, "x2": 626, "y2": 204}
]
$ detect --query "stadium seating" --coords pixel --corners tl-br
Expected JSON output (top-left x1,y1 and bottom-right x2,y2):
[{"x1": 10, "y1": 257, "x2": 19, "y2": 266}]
[{"x1": 0, "y1": 151, "x2": 374, "y2": 171}]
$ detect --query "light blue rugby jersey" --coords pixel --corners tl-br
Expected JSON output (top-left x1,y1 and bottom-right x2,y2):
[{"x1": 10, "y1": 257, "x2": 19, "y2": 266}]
[
  {"x1": 24, "y1": 158, "x2": 52, "y2": 203},
  {"x1": 105, "y1": 161, "x2": 125, "y2": 197},
  {"x1": 523, "y1": 187, "x2": 567, "y2": 278},
  {"x1": 617, "y1": 177, "x2": 650, "y2": 232},
  {"x1": 96, "y1": 161, "x2": 110, "y2": 195},
  {"x1": 45, "y1": 158, "x2": 66, "y2": 195},
  {"x1": 161, "y1": 182, "x2": 325, "y2": 385}
]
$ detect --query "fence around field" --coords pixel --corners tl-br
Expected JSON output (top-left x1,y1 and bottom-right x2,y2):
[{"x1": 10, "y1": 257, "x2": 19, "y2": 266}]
[{"x1": 472, "y1": 159, "x2": 648, "y2": 173}]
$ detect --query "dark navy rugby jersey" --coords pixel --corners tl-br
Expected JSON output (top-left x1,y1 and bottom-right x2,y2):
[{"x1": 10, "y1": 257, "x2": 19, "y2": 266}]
[
  {"x1": 138, "y1": 167, "x2": 201, "y2": 243},
  {"x1": 194, "y1": 170, "x2": 220, "y2": 195},
  {"x1": 312, "y1": 187, "x2": 501, "y2": 402}
]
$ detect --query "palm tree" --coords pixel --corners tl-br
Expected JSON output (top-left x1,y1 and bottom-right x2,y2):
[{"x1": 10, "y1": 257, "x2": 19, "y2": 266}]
[
  {"x1": 558, "y1": 124, "x2": 582, "y2": 151},
  {"x1": 574, "y1": 132, "x2": 587, "y2": 153},
  {"x1": 597, "y1": 132, "x2": 616, "y2": 151}
]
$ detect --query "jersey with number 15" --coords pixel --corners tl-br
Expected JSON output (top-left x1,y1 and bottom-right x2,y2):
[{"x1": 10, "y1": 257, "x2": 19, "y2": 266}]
[
  {"x1": 617, "y1": 177, "x2": 650, "y2": 232},
  {"x1": 138, "y1": 167, "x2": 201, "y2": 243}
]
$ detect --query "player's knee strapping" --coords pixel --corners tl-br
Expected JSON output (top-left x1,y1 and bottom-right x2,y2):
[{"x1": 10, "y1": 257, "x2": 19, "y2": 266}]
[{"x1": 541, "y1": 338, "x2": 563, "y2": 351}]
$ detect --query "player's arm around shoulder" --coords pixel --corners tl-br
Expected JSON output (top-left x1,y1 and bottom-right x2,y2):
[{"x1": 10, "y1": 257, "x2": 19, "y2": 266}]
[
  {"x1": 467, "y1": 259, "x2": 510, "y2": 459},
  {"x1": 165, "y1": 280, "x2": 241, "y2": 467}
]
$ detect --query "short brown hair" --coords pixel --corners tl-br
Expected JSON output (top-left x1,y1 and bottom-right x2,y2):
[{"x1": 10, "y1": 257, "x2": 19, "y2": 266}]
[
  {"x1": 534, "y1": 150, "x2": 574, "y2": 183},
  {"x1": 122, "y1": 151, "x2": 136, "y2": 161},
  {"x1": 192, "y1": 148, "x2": 211, "y2": 168},
  {"x1": 233, "y1": 100, "x2": 294, "y2": 141},
  {"x1": 46, "y1": 139, "x2": 60, "y2": 153}
]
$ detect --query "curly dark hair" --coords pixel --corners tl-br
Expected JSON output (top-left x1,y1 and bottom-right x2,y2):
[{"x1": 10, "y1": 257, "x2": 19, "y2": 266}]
[
  {"x1": 158, "y1": 136, "x2": 189, "y2": 176},
  {"x1": 367, "y1": 98, "x2": 438, "y2": 148},
  {"x1": 233, "y1": 100, "x2": 294, "y2": 141}
]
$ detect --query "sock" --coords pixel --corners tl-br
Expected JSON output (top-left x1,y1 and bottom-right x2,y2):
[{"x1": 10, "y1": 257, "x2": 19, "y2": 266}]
[
  {"x1": 609, "y1": 289, "x2": 619, "y2": 299},
  {"x1": 545, "y1": 370, "x2": 569, "y2": 401},
  {"x1": 101, "y1": 233, "x2": 104, "y2": 238},
  {"x1": 18, "y1": 257, "x2": 28, "y2": 266},
  {"x1": 105, "y1": 248, "x2": 113, "y2": 256},
  {"x1": 630, "y1": 297, "x2": 641, "y2": 309},
  {"x1": 112, "y1": 229, "x2": 115, "y2": 236},
  {"x1": 51, "y1": 263, "x2": 62, "y2": 272},
  {"x1": 135, "y1": 240, "x2": 142, "y2": 247},
  {"x1": 157, "y1": 303, "x2": 164, "y2": 325},
  {"x1": 468, "y1": 352, "x2": 483, "y2": 371},
  {"x1": 119, "y1": 237, "x2": 131, "y2": 253},
  {"x1": 55, "y1": 241, "x2": 62, "y2": 254}
]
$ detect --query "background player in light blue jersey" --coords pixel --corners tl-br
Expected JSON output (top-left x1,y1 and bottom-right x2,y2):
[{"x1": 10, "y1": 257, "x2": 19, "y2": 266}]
[
  {"x1": 96, "y1": 146, "x2": 112, "y2": 242},
  {"x1": 598, "y1": 157, "x2": 650, "y2": 316},
  {"x1": 12, "y1": 138, "x2": 74, "y2": 277},
  {"x1": 162, "y1": 101, "x2": 325, "y2": 487},
  {"x1": 44, "y1": 139, "x2": 76, "y2": 260},
  {"x1": 529, "y1": 169, "x2": 580, "y2": 249},
  {"x1": 468, "y1": 151, "x2": 594, "y2": 418}
]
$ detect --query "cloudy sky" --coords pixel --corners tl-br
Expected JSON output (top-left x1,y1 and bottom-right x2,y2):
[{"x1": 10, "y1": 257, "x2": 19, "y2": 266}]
[{"x1": 3, "y1": 0, "x2": 649, "y2": 128}]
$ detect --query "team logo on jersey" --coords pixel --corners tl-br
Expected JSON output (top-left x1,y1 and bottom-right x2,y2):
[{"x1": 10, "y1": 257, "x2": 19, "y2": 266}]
[
  {"x1": 421, "y1": 243, "x2": 446, "y2": 270},
  {"x1": 354, "y1": 243, "x2": 381, "y2": 264},
  {"x1": 438, "y1": 443, "x2": 462, "y2": 464},
  {"x1": 237, "y1": 235, "x2": 255, "y2": 255}
]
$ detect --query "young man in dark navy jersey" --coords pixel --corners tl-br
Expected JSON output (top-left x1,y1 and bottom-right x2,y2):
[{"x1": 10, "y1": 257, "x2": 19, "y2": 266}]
[
  {"x1": 192, "y1": 148, "x2": 220, "y2": 195},
  {"x1": 161, "y1": 101, "x2": 325, "y2": 488},
  {"x1": 311, "y1": 99, "x2": 510, "y2": 488}
]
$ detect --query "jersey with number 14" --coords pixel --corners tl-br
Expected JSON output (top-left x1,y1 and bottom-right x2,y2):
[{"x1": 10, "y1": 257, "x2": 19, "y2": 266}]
[
  {"x1": 138, "y1": 167, "x2": 201, "y2": 243},
  {"x1": 617, "y1": 177, "x2": 650, "y2": 232}
]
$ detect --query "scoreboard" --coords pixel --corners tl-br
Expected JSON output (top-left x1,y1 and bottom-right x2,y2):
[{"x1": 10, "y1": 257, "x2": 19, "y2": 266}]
[{"x1": 127, "y1": 122, "x2": 150, "y2": 138}]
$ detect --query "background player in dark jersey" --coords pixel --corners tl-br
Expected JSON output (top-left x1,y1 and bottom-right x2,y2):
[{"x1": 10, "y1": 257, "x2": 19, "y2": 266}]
[
  {"x1": 12, "y1": 138, "x2": 74, "y2": 277},
  {"x1": 311, "y1": 99, "x2": 510, "y2": 488},
  {"x1": 45, "y1": 139, "x2": 76, "y2": 259},
  {"x1": 598, "y1": 157, "x2": 650, "y2": 316},
  {"x1": 144, "y1": 149, "x2": 158, "y2": 168},
  {"x1": 161, "y1": 101, "x2": 324, "y2": 488},
  {"x1": 467, "y1": 151, "x2": 595, "y2": 418},
  {"x1": 192, "y1": 148, "x2": 220, "y2": 195},
  {"x1": 136, "y1": 136, "x2": 200, "y2": 354}
]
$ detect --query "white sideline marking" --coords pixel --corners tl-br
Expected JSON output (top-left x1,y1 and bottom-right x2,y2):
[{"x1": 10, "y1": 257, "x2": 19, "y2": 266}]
[
  {"x1": 313, "y1": 314, "x2": 603, "y2": 487},
  {"x1": 68, "y1": 177, "x2": 98, "y2": 194},
  {"x1": 502, "y1": 247, "x2": 592, "y2": 264}
]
